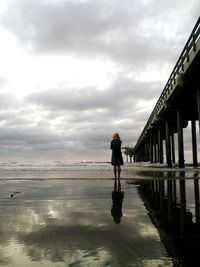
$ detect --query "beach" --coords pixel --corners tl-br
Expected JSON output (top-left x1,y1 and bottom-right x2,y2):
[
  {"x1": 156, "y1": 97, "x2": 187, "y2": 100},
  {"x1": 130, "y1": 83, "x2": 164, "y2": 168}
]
[{"x1": 0, "y1": 162, "x2": 200, "y2": 266}]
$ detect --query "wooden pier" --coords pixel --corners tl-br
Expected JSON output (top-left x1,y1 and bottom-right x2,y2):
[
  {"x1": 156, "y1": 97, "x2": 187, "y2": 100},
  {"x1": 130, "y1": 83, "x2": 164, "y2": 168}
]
[{"x1": 133, "y1": 17, "x2": 200, "y2": 168}]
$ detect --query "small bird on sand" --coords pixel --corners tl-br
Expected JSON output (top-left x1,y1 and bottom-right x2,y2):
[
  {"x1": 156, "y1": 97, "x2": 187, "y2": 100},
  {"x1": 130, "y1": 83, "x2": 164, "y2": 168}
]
[{"x1": 11, "y1": 191, "x2": 20, "y2": 198}]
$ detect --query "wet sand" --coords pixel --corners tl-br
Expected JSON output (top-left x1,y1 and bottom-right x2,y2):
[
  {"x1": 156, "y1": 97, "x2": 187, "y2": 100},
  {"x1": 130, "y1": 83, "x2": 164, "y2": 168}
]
[
  {"x1": 1, "y1": 164, "x2": 200, "y2": 266},
  {"x1": 0, "y1": 177, "x2": 173, "y2": 267}
]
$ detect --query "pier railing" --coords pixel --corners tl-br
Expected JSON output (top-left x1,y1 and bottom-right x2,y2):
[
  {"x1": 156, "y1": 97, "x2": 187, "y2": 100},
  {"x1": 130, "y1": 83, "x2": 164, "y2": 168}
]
[{"x1": 134, "y1": 17, "x2": 200, "y2": 152}]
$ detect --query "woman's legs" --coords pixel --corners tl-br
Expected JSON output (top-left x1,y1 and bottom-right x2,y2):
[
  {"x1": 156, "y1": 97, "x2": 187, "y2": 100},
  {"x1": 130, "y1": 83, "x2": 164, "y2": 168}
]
[
  {"x1": 113, "y1": 166, "x2": 117, "y2": 178},
  {"x1": 113, "y1": 165, "x2": 121, "y2": 179},
  {"x1": 113, "y1": 166, "x2": 121, "y2": 192},
  {"x1": 117, "y1": 165, "x2": 121, "y2": 178}
]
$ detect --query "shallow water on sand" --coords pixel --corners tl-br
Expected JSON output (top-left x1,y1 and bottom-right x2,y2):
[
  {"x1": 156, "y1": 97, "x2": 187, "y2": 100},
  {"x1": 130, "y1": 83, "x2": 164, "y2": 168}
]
[
  {"x1": 0, "y1": 178, "x2": 173, "y2": 267},
  {"x1": 1, "y1": 162, "x2": 200, "y2": 267}
]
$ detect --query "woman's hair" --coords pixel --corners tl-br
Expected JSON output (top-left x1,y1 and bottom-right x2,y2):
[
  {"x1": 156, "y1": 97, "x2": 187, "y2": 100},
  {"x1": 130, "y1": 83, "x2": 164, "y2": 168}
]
[{"x1": 113, "y1": 133, "x2": 120, "y2": 139}]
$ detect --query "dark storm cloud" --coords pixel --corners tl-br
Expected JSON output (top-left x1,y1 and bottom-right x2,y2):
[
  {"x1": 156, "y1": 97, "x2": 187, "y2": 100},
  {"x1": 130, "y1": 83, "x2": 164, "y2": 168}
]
[
  {"x1": 0, "y1": 125, "x2": 56, "y2": 147},
  {"x1": 1, "y1": 0, "x2": 140, "y2": 55},
  {"x1": 1, "y1": 0, "x2": 199, "y2": 68},
  {"x1": 0, "y1": 92, "x2": 140, "y2": 161},
  {"x1": 26, "y1": 77, "x2": 162, "y2": 112}
]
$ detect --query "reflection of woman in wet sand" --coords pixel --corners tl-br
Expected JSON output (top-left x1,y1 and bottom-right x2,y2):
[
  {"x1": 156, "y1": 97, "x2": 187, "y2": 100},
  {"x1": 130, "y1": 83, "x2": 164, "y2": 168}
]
[
  {"x1": 111, "y1": 177, "x2": 124, "y2": 224},
  {"x1": 110, "y1": 133, "x2": 123, "y2": 179}
]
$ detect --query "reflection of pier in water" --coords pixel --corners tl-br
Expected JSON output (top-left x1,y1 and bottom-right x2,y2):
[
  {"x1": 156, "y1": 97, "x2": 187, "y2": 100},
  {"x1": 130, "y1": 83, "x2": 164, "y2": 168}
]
[{"x1": 132, "y1": 172, "x2": 200, "y2": 267}]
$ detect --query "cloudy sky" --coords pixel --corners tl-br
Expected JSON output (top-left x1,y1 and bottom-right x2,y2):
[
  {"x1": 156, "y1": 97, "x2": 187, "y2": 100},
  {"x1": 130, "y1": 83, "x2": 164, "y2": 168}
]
[{"x1": 0, "y1": 0, "x2": 199, "y2": 162}]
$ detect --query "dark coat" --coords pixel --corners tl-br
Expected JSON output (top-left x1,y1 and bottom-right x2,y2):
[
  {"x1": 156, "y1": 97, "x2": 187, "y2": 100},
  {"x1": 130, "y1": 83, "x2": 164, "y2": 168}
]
[{"x1": 110, "y1": 139, "x2": 124, "y2": 166}]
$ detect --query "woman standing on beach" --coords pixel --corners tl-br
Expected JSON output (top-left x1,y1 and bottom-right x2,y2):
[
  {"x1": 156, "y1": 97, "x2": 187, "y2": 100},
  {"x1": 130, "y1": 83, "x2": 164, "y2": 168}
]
[{"x1": 110, "y1": 133, "x2": 124, "y2": 179}]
